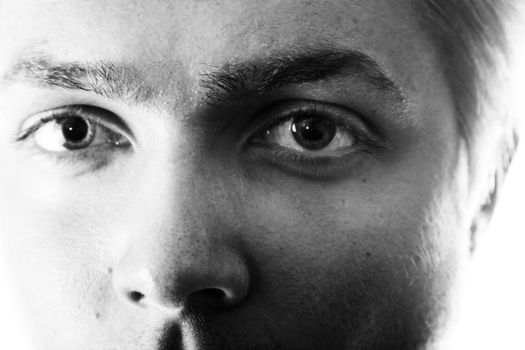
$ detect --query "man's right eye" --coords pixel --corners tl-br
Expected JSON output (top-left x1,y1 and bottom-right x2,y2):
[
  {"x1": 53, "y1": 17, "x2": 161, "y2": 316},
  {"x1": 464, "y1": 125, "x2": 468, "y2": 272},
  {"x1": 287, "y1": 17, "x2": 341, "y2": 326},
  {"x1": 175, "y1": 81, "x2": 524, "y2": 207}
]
[{"x1": 15, "y1": 105, "x2": 133, "y2": 169}]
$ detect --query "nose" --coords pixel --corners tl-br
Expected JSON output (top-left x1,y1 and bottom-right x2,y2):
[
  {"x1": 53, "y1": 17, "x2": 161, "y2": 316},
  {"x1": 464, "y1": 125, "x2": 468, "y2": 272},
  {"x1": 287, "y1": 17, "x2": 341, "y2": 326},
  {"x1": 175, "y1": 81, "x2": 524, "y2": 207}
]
[
  {"x1": 111, "y1": 186, "x2": 250, "y2": 314},
  {"x1": 113, "y1": 243, "x2": 250, "y2": 313}
]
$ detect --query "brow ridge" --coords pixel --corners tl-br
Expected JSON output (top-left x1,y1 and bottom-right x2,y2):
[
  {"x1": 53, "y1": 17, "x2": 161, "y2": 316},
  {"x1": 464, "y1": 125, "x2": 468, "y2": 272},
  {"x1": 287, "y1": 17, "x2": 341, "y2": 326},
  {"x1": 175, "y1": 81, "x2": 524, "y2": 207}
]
[{"x1": 3, "y1": 48, "x2": 405, "y2": 108}]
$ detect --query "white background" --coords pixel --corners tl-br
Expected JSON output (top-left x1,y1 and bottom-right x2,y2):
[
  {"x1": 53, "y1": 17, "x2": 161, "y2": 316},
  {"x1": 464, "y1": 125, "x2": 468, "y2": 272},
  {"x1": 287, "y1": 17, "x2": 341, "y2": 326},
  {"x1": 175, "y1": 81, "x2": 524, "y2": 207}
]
[{"x1": 448, "y1": 145, "x2": 525, "y2": 350}]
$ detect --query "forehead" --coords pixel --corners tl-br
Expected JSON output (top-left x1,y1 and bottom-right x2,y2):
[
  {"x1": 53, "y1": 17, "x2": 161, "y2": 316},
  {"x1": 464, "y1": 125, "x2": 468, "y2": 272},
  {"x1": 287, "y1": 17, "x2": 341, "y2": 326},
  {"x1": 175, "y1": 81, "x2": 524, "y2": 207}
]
[{"x1": 0, "y1": 0, "x2": 433, "y2": 90}]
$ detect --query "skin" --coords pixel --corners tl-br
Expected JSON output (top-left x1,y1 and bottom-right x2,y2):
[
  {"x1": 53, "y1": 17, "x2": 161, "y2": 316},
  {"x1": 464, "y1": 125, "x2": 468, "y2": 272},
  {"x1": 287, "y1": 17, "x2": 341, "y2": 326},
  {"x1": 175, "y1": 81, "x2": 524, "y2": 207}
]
[{"x1": 0, "y1": 0, "x2": 487, "y2": 349}]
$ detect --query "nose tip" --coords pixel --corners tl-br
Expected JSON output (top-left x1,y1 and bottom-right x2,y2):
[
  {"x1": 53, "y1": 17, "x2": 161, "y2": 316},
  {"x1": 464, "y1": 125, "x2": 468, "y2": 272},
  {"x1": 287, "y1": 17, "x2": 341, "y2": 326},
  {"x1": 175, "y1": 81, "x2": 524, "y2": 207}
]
[{"x1": 113, "y1": 252, "x2": 250, "y2": 314}]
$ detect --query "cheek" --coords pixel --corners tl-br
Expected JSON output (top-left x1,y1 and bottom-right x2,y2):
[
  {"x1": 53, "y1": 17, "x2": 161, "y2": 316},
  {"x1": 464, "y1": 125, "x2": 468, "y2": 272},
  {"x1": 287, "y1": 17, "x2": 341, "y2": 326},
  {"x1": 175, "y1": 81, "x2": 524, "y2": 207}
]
[
  {"x1": 238, "y1": 173, "x2": 468, "y2": 343},
  {"x1": 0, "y1": 160, "x2": 129, "y2": 344}
]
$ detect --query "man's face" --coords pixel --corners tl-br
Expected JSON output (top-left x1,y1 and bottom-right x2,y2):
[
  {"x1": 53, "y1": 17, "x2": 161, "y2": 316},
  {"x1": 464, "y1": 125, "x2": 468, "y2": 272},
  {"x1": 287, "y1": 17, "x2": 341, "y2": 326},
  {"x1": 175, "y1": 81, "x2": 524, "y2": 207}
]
[{"x1": 0, "y1": 0, "x2": 474, "y2": 349}]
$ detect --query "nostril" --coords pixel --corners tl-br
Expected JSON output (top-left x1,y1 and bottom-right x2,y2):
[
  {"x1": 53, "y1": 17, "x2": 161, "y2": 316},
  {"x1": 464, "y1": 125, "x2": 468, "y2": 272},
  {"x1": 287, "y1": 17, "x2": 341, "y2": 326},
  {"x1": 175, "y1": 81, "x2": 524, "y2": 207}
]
[
  {"x1": 198, "y1": 288, "x2": 227, "y2": 299},
  {"x1": 188, "y1": 288, "x2": 230, "y2": 310},
  {"x1": 127, "y1": 290, "x2": 145, "y2": 303}
]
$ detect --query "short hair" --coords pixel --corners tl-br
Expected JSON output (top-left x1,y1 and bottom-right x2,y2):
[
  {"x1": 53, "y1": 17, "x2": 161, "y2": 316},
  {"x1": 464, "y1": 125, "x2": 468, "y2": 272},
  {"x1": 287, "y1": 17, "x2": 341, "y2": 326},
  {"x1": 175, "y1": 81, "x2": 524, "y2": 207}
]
[{"x1": 418, "y1": 0, "x2": 519, "y2": 176}]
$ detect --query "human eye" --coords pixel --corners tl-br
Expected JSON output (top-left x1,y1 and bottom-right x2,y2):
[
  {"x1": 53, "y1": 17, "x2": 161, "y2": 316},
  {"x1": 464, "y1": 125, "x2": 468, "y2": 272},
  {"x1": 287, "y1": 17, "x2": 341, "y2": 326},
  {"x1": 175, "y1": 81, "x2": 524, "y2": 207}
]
[
  {"x1": 246, "y1": 100, "x2": 384, "y2": 178},
  {"x1": 15, "y1": 105, "x2": 133, "y2": 171}
]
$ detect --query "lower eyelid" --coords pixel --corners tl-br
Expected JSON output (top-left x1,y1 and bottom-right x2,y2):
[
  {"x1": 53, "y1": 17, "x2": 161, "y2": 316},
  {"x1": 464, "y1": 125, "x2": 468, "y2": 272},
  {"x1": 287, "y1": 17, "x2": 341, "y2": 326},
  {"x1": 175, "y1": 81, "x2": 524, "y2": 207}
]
[
  {"x1": 246, "y1": 146, "x2": 371, "y2": 179},
  {"x1": 26, "y1": 142, "x2": 132, "y2": 176},
  {"x1": 12, "y1": 121, "x2": 133, "y2": 178}
]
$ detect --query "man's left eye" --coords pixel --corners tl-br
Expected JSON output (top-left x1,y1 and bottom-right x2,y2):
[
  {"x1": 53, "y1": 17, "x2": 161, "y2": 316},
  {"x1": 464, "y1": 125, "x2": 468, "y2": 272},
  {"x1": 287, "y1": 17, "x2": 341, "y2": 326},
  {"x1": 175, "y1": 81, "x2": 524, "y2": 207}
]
[
  {"x1": 245, "y1": 100, "x2": 383, "y2": 178},
  {"x1": 262, "y1": 114, "x2": 356, "y2": 154},
  {"x1": 250, "y1": 100, "x2": 377, "y2": 157}
]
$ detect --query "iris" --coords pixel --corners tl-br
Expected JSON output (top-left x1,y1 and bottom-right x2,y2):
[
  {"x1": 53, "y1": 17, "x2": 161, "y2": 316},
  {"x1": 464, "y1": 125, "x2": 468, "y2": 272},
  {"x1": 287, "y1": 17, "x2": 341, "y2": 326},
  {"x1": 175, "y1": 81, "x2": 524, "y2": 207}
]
[
  {"x1": 291, "y1": 116, "x2": 336, "y2": 150},
  {"x1": 60, "y1": 117, "x2": 94, "y2": 150}
]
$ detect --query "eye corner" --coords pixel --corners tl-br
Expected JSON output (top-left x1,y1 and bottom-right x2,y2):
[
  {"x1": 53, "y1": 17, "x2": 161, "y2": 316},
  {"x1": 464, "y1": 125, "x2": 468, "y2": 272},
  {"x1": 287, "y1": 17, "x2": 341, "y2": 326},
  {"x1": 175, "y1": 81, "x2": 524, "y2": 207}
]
[{"x1": 13, "y1": 126, "x2": 36, "y2": 143}]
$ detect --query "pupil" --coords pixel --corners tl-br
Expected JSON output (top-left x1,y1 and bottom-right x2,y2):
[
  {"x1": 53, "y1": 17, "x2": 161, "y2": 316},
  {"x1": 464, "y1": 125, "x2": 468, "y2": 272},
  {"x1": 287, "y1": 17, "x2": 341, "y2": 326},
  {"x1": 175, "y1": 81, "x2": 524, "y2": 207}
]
[
  {"x1": 291, "y1": 116, "x2": 336, "y2": 150},
  {"x1": 61, "y1": 117, "x2": 89, "y2": 143}
]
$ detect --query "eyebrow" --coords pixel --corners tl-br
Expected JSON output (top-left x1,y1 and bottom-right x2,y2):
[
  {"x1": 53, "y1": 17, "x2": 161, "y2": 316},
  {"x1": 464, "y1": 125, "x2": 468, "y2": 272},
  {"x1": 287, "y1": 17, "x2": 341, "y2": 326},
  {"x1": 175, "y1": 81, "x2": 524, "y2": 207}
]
[
  {"x1": 2, "y1": 48, "x2": 406, "y2": 107},
  {"x1": 200, "y1": 49, "x2": 405, "y2": 104},
  {"x1": 2, "y1": 55, "x2": 157, "y2": 105}
]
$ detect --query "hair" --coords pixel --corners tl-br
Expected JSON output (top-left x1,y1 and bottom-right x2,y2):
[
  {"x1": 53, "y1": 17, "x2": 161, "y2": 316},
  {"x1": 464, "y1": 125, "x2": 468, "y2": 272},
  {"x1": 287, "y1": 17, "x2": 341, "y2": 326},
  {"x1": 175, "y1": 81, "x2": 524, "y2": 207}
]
[{"x1": 418, "y1": 0, "x2": 520, "y2": 178}]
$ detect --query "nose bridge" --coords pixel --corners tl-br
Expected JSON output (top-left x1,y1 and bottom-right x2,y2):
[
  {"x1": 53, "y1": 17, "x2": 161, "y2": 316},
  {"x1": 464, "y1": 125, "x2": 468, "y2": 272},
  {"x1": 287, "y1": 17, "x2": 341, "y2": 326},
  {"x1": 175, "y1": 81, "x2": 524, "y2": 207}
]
[{"x1": 113, "y1": 164, "x2": 250, "y2": 312}]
